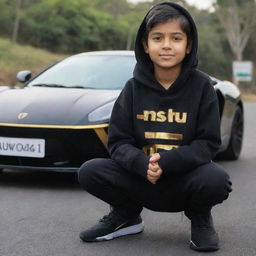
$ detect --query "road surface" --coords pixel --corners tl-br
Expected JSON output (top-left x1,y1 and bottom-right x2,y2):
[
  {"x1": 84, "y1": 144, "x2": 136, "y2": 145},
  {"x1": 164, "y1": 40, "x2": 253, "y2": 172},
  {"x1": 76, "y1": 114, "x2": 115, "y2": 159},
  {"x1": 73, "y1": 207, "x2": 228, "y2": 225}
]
[{"x1": 0, "y1": 103, "x2": 256, "y2": 256}]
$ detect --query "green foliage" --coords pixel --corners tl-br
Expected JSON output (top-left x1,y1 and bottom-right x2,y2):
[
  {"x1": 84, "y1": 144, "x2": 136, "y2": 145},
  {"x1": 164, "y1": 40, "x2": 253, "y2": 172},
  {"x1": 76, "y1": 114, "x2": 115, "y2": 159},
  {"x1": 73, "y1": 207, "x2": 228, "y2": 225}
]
[
  {"x1": 119, "y1": 10, "x2": 146, "y2": 49},
  {"x1": 7, "y1": 0, "x2": 129, "y2": 53},
  {"x1": 90, "y1": 0, "x2": 130, "y2": 18},
  {"x1": 194, "y1": 11, "x2": 232, "y2": 79},
  {"x1": 217, "y1": 0, "x2": 255, "y2": 7},
  {"x1": 0, "y1": 0, "x2": 16, "y2": 36}
]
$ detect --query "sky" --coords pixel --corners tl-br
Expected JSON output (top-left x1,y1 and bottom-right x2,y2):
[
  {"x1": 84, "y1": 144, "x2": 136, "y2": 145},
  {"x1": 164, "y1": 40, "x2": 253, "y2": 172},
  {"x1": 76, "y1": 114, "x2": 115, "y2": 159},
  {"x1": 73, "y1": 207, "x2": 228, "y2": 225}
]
[{"x1": 128, "y1": 0, "x2": 216, "y2": 10}]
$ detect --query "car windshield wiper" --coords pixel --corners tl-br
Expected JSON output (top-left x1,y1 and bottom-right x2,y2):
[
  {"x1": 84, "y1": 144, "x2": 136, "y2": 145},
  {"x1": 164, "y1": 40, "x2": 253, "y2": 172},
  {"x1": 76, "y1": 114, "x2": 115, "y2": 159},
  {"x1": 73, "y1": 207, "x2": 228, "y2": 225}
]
[
  {"x1": 71, "y1": 86, "x2": 121, "y2": 90},
  {"x1": 32, "y1": 83, "x2": 67, "y2": 88},
  {"x1": 32, "y1": 84, "x2": 99, "y2": 89},
  {"x1": 69, "y1": 86, "x2": 96, "y2": 89}
]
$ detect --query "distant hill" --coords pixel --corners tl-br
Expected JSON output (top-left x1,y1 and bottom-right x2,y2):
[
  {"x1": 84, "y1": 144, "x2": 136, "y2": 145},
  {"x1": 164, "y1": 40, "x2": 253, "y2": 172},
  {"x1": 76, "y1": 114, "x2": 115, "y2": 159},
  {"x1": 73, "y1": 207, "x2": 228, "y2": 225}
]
[{"x1": 0, "y1": 38, "x2": 66, "y2": 86}]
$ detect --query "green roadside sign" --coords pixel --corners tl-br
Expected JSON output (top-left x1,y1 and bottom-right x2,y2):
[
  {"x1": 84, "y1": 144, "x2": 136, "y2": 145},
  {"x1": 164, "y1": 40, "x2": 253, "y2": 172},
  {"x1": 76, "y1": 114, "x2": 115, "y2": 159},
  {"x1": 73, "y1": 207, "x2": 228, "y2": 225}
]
[{"x1": 232, "y1": 61, "x2": 253, "y2": 82}]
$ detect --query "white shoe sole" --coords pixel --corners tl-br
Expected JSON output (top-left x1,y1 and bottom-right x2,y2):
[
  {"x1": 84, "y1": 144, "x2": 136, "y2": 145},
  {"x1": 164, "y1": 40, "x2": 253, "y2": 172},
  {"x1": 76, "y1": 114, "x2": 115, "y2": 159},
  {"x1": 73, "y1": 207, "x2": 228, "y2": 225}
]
[{"x1": 96, "y1": 221, "x2": 144, "y2": 241}]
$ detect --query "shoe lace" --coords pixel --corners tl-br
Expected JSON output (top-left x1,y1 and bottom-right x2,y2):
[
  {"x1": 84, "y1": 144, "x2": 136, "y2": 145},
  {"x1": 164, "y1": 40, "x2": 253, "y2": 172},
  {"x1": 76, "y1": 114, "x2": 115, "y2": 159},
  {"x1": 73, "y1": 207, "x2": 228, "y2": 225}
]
[{"x1": 99, "y1": 211, "x2": 121, "y2": 224}]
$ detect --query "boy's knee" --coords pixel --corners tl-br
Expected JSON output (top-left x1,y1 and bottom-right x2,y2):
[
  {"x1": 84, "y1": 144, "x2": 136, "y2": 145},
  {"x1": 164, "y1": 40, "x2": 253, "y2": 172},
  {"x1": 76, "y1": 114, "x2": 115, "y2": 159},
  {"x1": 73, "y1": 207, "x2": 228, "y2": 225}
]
[
  {"x1": 194, "y1": 162, "x2": 232, "y2": 200},
  {"x1": 78, "y1": 158, "x2": 105, "y2": 190}
]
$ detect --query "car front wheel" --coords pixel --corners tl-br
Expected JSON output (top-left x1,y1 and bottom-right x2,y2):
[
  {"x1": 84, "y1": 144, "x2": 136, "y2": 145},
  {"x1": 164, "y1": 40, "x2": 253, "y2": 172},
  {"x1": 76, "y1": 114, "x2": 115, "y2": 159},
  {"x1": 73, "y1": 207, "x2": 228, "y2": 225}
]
[{"x1": 220, "y1": 106, "x2": 244, "y2": 160}]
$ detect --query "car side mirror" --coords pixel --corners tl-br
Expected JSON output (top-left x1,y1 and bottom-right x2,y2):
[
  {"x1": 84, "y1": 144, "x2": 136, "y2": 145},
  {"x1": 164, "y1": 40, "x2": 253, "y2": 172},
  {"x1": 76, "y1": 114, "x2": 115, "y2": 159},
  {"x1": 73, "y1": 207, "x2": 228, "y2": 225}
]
[
  {"x1": 211, "y1": 80, "x2": 217, "y2": 86},
  {"x1": 17, "y1": 70, "x2": 32, "y2": 83}
]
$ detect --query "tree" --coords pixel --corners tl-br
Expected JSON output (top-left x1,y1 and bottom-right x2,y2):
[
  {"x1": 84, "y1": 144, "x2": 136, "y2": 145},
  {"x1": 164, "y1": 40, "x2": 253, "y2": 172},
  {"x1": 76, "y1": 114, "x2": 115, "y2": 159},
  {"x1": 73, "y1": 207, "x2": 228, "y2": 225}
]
[
  {"x1": 187, "y1": 6, "x2": 232, "y2": 79},
  {"x1": 0, "y1": 0, "x2": 17, "y2": 37},
  {"x1": 12, "y1": 0, "x2": 22, "y2": 42},
  {"x1": 89, "y1": 0, "x2": 130, "y2": 18},
  {"x1": 215, "y1": 0, "x2": 256, "y2": 60},
  {"x1": 18, "y1": 0, "x2": 128, "y2": 53}
]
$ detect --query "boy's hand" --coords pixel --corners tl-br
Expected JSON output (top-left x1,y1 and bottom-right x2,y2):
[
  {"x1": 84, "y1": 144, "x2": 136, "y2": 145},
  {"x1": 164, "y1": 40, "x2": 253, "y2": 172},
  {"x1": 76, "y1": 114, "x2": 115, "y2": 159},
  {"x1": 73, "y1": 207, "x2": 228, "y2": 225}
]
[
  {"x1": 147, "y1": 153, "x2": 163, "y2": 184},
  {"x1": 149, "y1": 153, "x2": 161, "y2": 164}
]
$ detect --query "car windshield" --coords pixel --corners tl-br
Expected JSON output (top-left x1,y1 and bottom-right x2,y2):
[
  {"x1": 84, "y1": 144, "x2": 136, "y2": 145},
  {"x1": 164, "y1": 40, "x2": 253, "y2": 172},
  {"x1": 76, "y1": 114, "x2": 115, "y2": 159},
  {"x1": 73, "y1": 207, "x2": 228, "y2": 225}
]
[{"x1": 28, "y1": 54, "x2": 136, "y2": 89}]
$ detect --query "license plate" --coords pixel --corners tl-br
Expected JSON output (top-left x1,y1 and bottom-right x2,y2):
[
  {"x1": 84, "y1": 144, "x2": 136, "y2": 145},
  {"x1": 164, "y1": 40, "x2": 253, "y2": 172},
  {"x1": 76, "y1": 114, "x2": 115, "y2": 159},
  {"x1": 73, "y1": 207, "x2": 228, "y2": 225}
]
[{"x1": 0, "y1": 136, "x2": 45, "y2": 158}]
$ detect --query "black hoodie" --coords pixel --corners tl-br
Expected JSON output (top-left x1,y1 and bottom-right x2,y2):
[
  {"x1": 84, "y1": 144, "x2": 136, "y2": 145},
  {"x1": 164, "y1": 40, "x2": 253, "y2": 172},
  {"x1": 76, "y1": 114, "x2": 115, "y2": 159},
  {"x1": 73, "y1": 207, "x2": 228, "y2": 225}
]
[{"x1": 108, "y1": 2, "x2": 221, "y2": 178}]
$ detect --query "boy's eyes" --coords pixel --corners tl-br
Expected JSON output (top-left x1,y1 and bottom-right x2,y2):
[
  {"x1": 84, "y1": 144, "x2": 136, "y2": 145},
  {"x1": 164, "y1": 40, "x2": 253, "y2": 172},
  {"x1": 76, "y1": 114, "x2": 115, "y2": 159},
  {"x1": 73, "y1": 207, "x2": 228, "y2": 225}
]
[
  {"x1": 151, "y1": 35, "x2": 183, "y2": 41},
  {"x1": 152, "y1": 36, "x2": 161, "y2": 41},
  {"x1": 173, "y1": 36, "x2": 182, "y2": 41}
]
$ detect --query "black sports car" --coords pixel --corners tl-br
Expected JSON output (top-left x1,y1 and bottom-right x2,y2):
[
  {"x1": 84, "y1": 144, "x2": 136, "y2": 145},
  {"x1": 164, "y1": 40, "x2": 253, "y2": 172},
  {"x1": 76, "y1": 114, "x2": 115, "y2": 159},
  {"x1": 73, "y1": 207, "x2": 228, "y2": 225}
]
[{"x1": 0, "y1": 51, "x2": 243, "y2": 172}]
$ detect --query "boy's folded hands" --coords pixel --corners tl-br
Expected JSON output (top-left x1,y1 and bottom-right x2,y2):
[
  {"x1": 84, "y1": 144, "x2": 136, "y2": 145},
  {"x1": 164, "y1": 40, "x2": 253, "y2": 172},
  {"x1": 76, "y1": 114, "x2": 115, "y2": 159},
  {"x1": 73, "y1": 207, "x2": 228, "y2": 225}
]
[{"x1": 147, "y1": 153, "x2": 163, "y2": 184}]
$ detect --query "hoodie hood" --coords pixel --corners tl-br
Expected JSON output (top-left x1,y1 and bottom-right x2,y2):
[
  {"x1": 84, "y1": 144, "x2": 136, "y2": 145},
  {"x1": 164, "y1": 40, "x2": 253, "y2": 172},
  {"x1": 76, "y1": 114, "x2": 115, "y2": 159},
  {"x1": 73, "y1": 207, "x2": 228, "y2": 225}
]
[{"x1": 134, "y1": 2, "x2": 198, "y2": 93}]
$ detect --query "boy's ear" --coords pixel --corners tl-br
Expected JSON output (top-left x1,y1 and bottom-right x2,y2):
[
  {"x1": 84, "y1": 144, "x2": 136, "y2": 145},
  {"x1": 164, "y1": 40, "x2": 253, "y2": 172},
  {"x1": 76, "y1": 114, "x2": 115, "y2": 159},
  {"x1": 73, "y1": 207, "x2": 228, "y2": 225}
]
[
  {"x1": 142, "y1": 40, "x2": 149, "y2": 54},
  {"x1": 186, "y1": 41, "x2": 192, "y2": 54}
]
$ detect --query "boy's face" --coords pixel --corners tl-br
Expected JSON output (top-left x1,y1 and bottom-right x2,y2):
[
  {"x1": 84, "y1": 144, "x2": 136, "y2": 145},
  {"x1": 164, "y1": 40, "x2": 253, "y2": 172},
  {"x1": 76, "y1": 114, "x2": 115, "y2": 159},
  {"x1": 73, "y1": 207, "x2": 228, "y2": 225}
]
[{"x1": 143, "y1": 19, "x2": 191, "y2": 73}]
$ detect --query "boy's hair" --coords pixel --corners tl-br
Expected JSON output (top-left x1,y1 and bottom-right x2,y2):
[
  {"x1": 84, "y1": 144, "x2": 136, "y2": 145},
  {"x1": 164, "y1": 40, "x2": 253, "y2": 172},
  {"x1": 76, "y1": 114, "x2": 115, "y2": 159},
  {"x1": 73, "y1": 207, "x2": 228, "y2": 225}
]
[{"x1": 143, "y1": 3, "x2": 192, "y2": 44}]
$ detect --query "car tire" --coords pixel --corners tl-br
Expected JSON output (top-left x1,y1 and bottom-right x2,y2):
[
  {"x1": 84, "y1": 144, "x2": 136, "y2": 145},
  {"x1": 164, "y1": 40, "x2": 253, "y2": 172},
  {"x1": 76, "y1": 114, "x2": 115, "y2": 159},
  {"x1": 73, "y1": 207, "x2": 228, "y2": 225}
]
[{"x1": 219, "y1": 106, "x2": 244, "y2": 160}]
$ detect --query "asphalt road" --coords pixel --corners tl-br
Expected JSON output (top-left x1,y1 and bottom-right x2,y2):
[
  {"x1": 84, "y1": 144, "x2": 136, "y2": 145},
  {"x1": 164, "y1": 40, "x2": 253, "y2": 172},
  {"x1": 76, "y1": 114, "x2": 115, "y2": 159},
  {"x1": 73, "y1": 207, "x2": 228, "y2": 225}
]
[{"x1": 1, "y1": 102, "x2": 256, "y2": 256}]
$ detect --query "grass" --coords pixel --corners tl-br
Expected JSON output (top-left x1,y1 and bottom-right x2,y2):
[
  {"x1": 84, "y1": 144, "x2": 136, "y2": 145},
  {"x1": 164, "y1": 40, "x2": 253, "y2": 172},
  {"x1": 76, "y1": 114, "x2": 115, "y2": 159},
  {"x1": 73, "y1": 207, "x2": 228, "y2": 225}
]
[
  {"x1": 241, "y1": 93, "x2": 256, "y2": 102},
  {"x1": 0, "y1": 37, "x2": 66, "y2": 86}
]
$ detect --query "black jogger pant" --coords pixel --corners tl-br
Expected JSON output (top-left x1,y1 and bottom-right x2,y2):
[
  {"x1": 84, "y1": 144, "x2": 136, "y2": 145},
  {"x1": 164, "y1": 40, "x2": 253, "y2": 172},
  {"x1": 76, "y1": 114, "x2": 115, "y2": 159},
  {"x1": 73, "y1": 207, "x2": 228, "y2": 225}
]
[{"x1": 78, "y1": 158, "x2": 232, "y2": 218}]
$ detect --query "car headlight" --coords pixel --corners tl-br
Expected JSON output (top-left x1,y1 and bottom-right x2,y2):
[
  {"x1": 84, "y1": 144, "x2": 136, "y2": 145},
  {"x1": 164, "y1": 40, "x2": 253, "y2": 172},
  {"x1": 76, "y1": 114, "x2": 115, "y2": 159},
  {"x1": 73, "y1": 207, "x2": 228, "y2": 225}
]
[{"x1": 88, "y1": 101, "x2": 115, "y2": 122}]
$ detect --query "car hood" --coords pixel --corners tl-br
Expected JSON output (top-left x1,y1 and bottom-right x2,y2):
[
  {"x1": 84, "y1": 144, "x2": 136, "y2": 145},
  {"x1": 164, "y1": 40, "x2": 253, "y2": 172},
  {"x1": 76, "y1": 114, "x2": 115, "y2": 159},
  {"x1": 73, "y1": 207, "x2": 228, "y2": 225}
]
[{"x1": 0, "y1": 87, "x2": 120, "y2": 126}]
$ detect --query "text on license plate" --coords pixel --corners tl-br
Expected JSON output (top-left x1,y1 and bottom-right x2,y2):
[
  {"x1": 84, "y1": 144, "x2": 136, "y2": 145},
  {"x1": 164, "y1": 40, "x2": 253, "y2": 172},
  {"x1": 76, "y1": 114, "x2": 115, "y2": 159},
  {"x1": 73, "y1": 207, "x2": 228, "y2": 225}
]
[{"x1": 0, "y1": 136, "x2": 45, "y2": 158}]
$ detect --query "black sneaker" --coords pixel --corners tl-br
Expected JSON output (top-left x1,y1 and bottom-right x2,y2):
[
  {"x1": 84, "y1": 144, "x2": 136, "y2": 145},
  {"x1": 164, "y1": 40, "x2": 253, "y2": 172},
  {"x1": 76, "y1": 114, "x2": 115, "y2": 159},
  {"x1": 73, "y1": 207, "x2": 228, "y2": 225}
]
[
  {"x1": 79, "y1": 211, "x2": 144, "y2": 242},
  {"x1": 189, "y1": 211, "x2": 219, "y2": 252}
]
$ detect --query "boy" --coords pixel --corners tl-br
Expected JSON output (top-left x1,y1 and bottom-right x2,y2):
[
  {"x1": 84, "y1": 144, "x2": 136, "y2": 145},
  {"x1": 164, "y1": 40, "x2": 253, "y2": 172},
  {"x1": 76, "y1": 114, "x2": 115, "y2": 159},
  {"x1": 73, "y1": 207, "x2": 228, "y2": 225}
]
[{"x1": 78, "y1": 2, "x2": 232, "y2": 252}]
